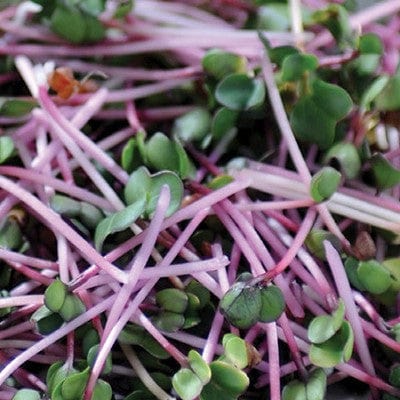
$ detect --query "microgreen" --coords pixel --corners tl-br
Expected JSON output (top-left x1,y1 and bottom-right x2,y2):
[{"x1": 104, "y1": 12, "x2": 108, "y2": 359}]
[{"x1": 3, "y1": 1, "x2": 400, "y2": 400}]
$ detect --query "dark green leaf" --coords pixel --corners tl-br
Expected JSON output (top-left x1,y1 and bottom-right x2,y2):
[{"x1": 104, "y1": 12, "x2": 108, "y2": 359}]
[
  {"x1": 211, "y1": 107, "x2": 238, "y2": 141},
  {"x1": 156, "y1": 288, "x2": 188, "y2": 313},
  {"x1": 50, "y1": 5, "x2": 86, "y2": 44},
  {"x1": 87, "y1": 344, "x2": 112, "y2": 375},
  {"x1": 313, "y1": 5, "x2": 352, "y2": 47},
  {"x1": 310, "y1": 166, "x2": 341, "y2": 202},
  {"x1": 118, "y1": 324, "x2": 170, "y2": 359},
  {"x1": 375, "y1": 67, "x2": 400, "y2": 111},
  {"x1": 371, "y1": 153, "x2": 400, "y2": 191},
  {"x1": 51, "y1": 195, "x2": 81, "y2": 216},
  {"x1": 268, "y1": 46, "x2": 299, "y2": 67},
  {"x1": 186, "y1": 280, "x2": 210, "y2": 309},
  {"x1": 215, "y1": 74, "x2": 265, "y2": 111},
  {"x1": 281, "y1": 53, "x2": 318, "y2": 82},
  {"x1": 291, "y1": 79, "x2": 353, "y2": 149},
  {"x1": 258, "y1": 284, "x2": 285, "y2": 323},
  {"x1": 344, "y1": 257, "x2": 366, "y2": 291},
  {"x1": 220, "y1": 282, "x2": 262, "y2": 329},
  {"x1": 153, "y1": 311, "x2": 185, "y2": 332},
  {"x1": 390, "y1": 365, "x2": 400, "y2": 388},
  {"x1": 94, "y1": 198, "x2": 146, "y2": 250},
  {"x1": 31, "y1": 305, "x2": 64, "y2": 335},
  {"x1": 121, "y1": 137, "x2": 144, "y2": 174},
  {"x1": 0, "y1": 99, "x2": 36, "y2": 117},
  {"x1": 358, "y1": 33, "x2": 383, "y2": 54},
  {"x1": 202, "y1": 50, "x2": 247, "y2": 80}
]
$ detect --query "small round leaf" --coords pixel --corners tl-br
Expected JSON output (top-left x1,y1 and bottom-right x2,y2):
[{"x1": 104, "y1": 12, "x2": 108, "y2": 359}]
[
  {"x1": 215, "y1": 74, "x2": 265, "y2": 111},
  {"x1": 310, "y1": 166, "x2": 341, "y2": 203},
  {"x1": 188, "y1": 350, "x2": 211, "y2": 384},
  {"x1": 258, "y1": 284, "x2": 285, "y2": 323},
  {"x1": 12, "y1": 389, "x2": 41, "y2": 400},
  {"x1": 172, "y1": 368, "x2": 203, "y2": 400},
  {"x1": 44, "y1": 279, "x2": 67, "y2": 313},
  {"x1": 156, "y1": 288, "x2": 188, "y2": 313},
  {"x1": 357, "y1": 260, "x2": 392, "y2": 294}
]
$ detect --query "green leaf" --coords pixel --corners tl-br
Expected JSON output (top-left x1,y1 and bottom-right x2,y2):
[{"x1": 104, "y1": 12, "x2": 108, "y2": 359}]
[
  {"x1": 172, "y1": 368, "x2": 203, "y2": 400},
  {"x1": 61, "y1": 367, "x2": 90, "y2": 400},
  {"x1": 146, "y1": 171, "x2": 183, "y2": 218},
  {"x1": 306, "y1": 368, "x2": 327, "y2": 400},
  {"x1": 51, "y1": 195, "x2": 81, "y2": 216},
  {"x1": 94, "y1": 198, "x2": 146, "y2": 250},
  {"x1": 389, "y1": 365, "x2": 400, "y2": 388},
  {"x1": 0, "y1": 99, "x2": 36, "y2": 117},
  {"x1": 281, "y1": 53, "x2": 318, "y2": 82},
  {"x1": 309, "y1": 321, "x2": 354, "y2": 367},
  {"x1": 46, "y1": 361, "x2": 65, "y2": 394},
  {"x1": 146, "y1": 132, "x2": 180, "y2": 172},
  {"x1": 282, "y1": 379, "x2": 306, "y2": 400},
  {"x1": 211, "y1": 107, "x2": 238, "y2": 141},
  {"x1": 0, "y1": 136, "x2": 14, "y2": 164},
  {"x1": 220, "y1": 282, "x2": 262, "y2": 329},
  {"x1": 208, "y1": 361, "x2": 249, "y2": 395},
  {"x1": 186, "y1": 280, "x2": 210, "y2": 309},
  {"x1": 31, "y1": 305, "x2": 64, "y2": 335},
  {"x1": 357, "y1": 260, "x2": 392, "y2": 294},
  {"x1": 305, "y1": 229, "x2": 342, "y2": 260},
  {"x1": 0, "y1": 218, "x2": 22, "y2": 250},
  {"x1": 215, "y1": 74, "x2": 265, "y2": 111},
  {"x1": 202, "y1": 50, "x2": 247, "y2": 80},
  {"x1": 12, "y1": 389, "x2": 41, "y2": 400},
  {"x1": 268, "y1": 46, "x2": 299, "y2": 67},
  {"x1": 44, "y1": 279, "x2": 68, "y2": 312},
  {"x1": 82, "y1": 14, "x2": 105, "y2": 42},
  {"x1": 47, "y1": 363, "x2": 78, "y2": 396},
  {"x1": 58, "y1": 294, "x2": 86, "y2": 322},
  {"x1": 360, "y1": 76, "x2": 390, "y2": 110},
  {"x1": 222, "y1": 335, "x2": 249, "y2": 369},
  {"x1": 173, "y1": 139, "x2": 196, "y2": 179},
  {"x1": 79, "y1": 202, "x2": 103, "y2": 229},
  {"x1": 291, "y1": 79, "x2": 353, "y2": 149},
  {"x1": 87, "y1": 344, "x2": 113, "y2": 375},
  {"x1": 324, "y1": 142, "x2": 361, "y2": 179},
  {"x1": 113, "y1": 0, "x2": 134, "y2": 18},
  {"x1": 358, "y1": 33, "x2": 383, "y2": 54},
  {"x1": 257, "y1": 4, "x2": 290, "y2": 31},
  {"x1": 375, "y1": 68, "x2": 400, "y2": 111},
  {"x1": 156, "y1": 288, "x2": 188, "y2": 313},
  {"x1": 173, "y1": 108, "x2": 211, "y2": 142},
  {"x1": 121, "y1": 137, "x2": 144, "y2": 173},
  {"x1": 50, "y1": 5, "x2": 86, "y2": 44},
  {"x1": 188, "y1": 350, "x2": 211, "y2": 384},
  {"x1": 258, "y1": 284, "x2": 285, "y2": 323},
  {"x1": 92, "y1": 379, "x2": 112, "y2": 400},
  {"x1": 313, "y1": 5, "x2": 352, "y2": 47},
  {"x1": 124, "y1": 167, "x2": 152, "y2": 206},
  {"x1": 307, "y1": 299, "x2": 345, "y2": 344},
  {"x1": 371, "y1": 153, "x2": 400, "y2": 191},
  {"x1": 119, "y1": 324, "x2": 170, "y2": 359},
  {"x1": 344, "y1": 257, "x2": 366, "y2": 291},
  {"x1": 153, "y1": 311, "x2": 185, "y2": 332},
  {"x1": 310, "y1": 167, "x2": 341, "y2": 202}
]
